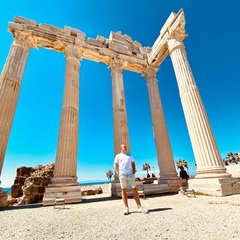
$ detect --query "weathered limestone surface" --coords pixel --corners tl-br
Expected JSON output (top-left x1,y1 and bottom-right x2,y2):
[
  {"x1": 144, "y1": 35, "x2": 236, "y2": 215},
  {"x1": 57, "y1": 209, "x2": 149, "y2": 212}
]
[
  {"x1": 0, "y1": 32, "x2": 33, "y2": 175},
  {"x1": 81, "y1": 187, "x2": 103, "y2": 196},
  {"x1": 110, "y1": 58, "x2": 130, "y2": 157},
  {"x1": 43, "y1": 46, "x2": 82, "y2": 205},
  {"x1": 226, "y1": 165, "x2": 240, "y2": 178},
  {"x1": 0, "y1": 188, "x2": 8, "y2": 208},
  {"x1": 8, "y1": 17, "x2": 150, "y2": 73},
  {"x1": 9, "y1": 163, "x2": 54, "y2": 205},
  {"x1": 143, "y1": 67, "x2": 178, "y2": 181},
  {"x1": 111, "y1": 180, "x2": 170, "y2": 198},
  {"x1": 188, "y1": 177, "x2": 240, "y2": 197}
]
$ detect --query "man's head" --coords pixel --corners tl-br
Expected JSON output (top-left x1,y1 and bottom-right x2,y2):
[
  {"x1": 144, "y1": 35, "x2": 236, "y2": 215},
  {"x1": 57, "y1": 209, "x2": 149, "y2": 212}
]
[{"x1": 120, "y1": 144, "x2": 127, "y2": 152}]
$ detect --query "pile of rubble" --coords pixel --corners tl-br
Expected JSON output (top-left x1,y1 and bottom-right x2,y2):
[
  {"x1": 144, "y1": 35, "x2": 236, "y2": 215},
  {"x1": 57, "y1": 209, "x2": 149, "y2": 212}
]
[{"x1": 9, "y1": 163, "x2": 54, "y2": 205}]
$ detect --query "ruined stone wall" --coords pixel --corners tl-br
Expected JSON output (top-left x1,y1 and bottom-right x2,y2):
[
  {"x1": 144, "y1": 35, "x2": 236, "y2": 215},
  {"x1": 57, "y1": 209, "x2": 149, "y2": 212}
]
[{"x1": 10, "y1": 163, "x2": 54, "y2": 205}]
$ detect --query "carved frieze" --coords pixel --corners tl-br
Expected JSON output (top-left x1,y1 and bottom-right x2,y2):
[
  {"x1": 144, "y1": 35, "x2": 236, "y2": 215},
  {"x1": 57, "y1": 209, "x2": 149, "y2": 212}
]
[{"x1": 13, "y1": 31, "x2": 37, "y2": 50}]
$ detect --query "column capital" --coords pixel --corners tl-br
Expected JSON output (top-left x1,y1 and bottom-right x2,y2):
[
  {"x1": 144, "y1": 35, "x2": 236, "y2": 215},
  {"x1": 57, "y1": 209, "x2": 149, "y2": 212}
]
[
  {"x1": 167, "y1": 33, "x2": 186, "y2": 54},
  {"x1": 142, "y1": 66, "x2": 159, "y2": 81},
  {"x1": 13, "y1": 31, "x2": 37, "y2": 50},
  {"x1": 109, "y1": 58, "x2": 122, "y2": 73},
  {"x1": 64, "y1": 45, "x2": 82, "y2": 61}
]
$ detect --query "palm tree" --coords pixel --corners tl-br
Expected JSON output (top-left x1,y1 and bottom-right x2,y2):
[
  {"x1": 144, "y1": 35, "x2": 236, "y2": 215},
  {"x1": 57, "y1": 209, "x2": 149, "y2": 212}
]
[
  {"x1": 176, "y1": 159, "x2": 189, "y2": 175},
  {"x1": 106, "y1": 170, "x2": 113, "y2": 182},
  {"x1": 142, "y1": 163, "x2": 151, "y2": 177},
  {"x1": 223, "y1": 152, "x2": 240, "y2": 165}
]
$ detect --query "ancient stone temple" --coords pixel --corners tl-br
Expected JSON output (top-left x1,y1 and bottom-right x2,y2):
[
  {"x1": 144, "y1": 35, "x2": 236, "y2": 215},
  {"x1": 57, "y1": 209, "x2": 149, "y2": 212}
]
[{"x1": 0, "y1": 9, "x2": 239, "y2": 207}]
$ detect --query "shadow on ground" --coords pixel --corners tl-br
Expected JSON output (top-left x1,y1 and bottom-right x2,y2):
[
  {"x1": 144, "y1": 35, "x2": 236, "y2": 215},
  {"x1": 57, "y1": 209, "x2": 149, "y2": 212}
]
[
  {"x1": 0, "y1": 203, "x2": 42, "y2": 211},
  {"x1": 81, "y1": 196, "x2": 118, "y2": 203}
]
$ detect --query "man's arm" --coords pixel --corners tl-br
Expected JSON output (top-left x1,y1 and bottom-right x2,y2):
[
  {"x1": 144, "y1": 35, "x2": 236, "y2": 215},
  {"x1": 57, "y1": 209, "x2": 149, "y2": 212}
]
[
  {"x1": 131, "y1": 162, "x2": 136, "y2": 174},
  {"x1": 114, "y1": 162, "x2": 119, "y2": 175}
]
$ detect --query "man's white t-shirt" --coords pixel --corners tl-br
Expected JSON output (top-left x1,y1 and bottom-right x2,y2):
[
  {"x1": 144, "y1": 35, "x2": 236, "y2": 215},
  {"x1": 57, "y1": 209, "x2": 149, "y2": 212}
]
[{"x1": 114, "y1": 153, "x2": 134, "y2": 175}]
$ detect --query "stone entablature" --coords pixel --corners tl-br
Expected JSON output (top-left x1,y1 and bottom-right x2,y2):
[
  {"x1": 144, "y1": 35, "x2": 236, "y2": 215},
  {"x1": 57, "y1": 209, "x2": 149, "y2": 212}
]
[
  {"x1": 148, "y1": 10, "x2": 187, "y2": 66},
  {"x1": 8, "y1": 16, "x2": 151, "y2": 73}
]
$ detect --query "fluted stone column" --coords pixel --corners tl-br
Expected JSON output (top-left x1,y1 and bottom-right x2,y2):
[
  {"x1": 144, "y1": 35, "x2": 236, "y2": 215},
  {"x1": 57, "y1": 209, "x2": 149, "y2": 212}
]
[
  {"x1": 51, "y1": 46, "x2": 82, "y2": 186},
  {"x1": 109, "y1": 58, "x2": 130, "y2": 156},
  {"x1": 143, "y1": 67, "x2": 178, "y2": 180},
  {"x1": 43, "y1": 46, "x2": 82, "y2": 205},
  {"x1": 0, "y1": 31, "x2": 35, "y2": 175},
  {"x1": 167, "y1": 34, "x2": 230, "y2": 179}
]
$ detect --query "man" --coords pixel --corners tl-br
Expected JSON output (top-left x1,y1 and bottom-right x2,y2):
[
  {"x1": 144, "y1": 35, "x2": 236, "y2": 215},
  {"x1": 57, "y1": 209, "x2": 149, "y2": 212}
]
[
  {"x1": 114, "y1": 144, "x2": 148, "y2": 215},
  {"x1": 179, "y1": 166, "x2": 189, "y2": 182}
]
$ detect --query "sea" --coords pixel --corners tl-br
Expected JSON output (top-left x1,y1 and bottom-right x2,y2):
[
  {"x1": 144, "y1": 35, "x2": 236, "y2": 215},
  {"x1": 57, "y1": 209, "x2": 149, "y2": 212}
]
[{"x1": 2, "y1": 181, "x2": 110, "y2": 194}]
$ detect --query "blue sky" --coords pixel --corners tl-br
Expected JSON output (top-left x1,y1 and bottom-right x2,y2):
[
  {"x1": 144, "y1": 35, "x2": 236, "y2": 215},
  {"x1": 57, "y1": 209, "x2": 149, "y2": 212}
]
[{"x1": 0, "y1": 1, "x2": 239, "y2": 187}]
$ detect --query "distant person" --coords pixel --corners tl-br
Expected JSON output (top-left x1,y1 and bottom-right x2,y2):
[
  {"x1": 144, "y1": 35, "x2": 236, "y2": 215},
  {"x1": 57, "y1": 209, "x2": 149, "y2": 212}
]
[
  {"x1": 179, "y1": 166, "x2": 189, "y2": 181},
  {"x1": 114, "y1": 144, "x2": 148, "y2": 215},
  {"x1": 151, "y1": 173, "x2": 156, "y2": 178}
]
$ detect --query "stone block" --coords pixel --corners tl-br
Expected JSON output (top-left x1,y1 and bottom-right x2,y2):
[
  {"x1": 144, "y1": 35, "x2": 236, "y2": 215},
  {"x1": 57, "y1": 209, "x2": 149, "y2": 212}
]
[
  {"x1": 8, "y1": 22, "x2": 23, "y2": 31},
  {"x1": 0, "y1": 190, "x2": 8, "y2": 208},
  {"x1": 136, "y1": 53, "x2": 144, "y2": 59},
  {"x1": 64, "y1": 26, "x2": 86, "y2": 40},
  {"x1": 129, "y1": 44, "x2": 139, "y2": 54},
  {"x1": 160, "y1": 12, "x2": 176, "y2": 35},
  {"x1": 24, "y1": 185, "x2": 38, "y2": 195},
  {"x1": 124, "y1": 34, "x2": 133, "y2": 43},
  {"x1": 38, "y1": 186, "x2": 46, "y2": 194},
  {"x1": 11, "y1": 184, "x2": 22, "y2": 198},
  {"x1": 226, "y1": 165, "x2": 240, "y2": 177},
  {"x1": 87, "y1": 189, "x2": 94, "y2": 195},
  {"x1": 167, "y1": 179, "x2": 187, "y2": 192},
  {"x1": 108, "y1": 42, "x2": 131, "y2": 55},
  {"x1": 109, "y1": 31, "x2": 127, "y2": 45},
  {"x1": 17, "y1": 166, "x2": 34, "y2": 177},
  {"x1": 31, "y1": 177, "x2": 43, "y2": 185},
  {"x1": 133, "y1": 40, "x2": 142, "y2": 48},
  {"x1": 43, "y1": 185, "x2": 82, "y2": 206},
  {"x1": 34, "y1": 194, "x2": 43, "y2": 203},
  {"x1": 188, "y1": 177, "x2": 240, "y2": 196},
  {"x1": 38, "y1": 24, "x2": 63, "y2": 34},
  {"x1": 96, "y1": 35, "x2": 105, "y2": 42},
  {"x1": 14, "y1": 16, "x2": 37, "y2": 25},
  {"x1": 86, "y1": 38, "x2": 103, "y2": 47}
]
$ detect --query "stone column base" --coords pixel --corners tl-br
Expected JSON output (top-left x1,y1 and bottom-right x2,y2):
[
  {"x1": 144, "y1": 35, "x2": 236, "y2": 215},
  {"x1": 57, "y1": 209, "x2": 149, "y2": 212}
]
[
  {"x1": 158, "y1": 178, "x2": 188, "y2": 192},
  {"x1": 111, "y1": 180, "x2": 170, "y2": 197},
  {"x1": 0, "y1": 188, "x2": 8, "y2": 208},
  {"x1": 43, "y1": 185, "x2": 82, "y2": 206},
  {"x1": 188, "y1": 177, "x2": 240, "y2": 196}
]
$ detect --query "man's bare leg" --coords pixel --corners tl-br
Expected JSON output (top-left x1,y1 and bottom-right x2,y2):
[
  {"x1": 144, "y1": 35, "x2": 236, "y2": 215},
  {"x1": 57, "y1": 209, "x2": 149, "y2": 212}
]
[
  {"x1": 132, "y1": 188, "x2": 141, "y2": 208},
  {"x1": 121, "y1": 188, "x2": 128, "y2": 207}
]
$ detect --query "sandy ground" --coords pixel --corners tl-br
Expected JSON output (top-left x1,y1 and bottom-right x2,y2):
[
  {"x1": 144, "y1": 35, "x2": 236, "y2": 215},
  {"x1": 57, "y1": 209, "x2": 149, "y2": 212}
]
[{"x1": 1, "y1": 184, "x2": 240, "y2": 240}]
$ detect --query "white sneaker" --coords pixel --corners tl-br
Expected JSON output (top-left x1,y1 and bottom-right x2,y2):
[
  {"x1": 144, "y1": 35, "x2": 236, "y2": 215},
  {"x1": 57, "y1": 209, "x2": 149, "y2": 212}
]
[
  {"x1": 138, "y1": 207, "x2": 148, "y2": 214},
  {"x1": 124, "y1": 207, "x2": 129, "y2": 215}
]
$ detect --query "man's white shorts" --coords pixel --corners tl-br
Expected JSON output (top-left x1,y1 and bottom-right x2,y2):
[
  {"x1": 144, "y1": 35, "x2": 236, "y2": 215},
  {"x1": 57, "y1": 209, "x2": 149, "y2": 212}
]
[{"x1": 119, "y1": 173, "x2": 136, "y2": 189}]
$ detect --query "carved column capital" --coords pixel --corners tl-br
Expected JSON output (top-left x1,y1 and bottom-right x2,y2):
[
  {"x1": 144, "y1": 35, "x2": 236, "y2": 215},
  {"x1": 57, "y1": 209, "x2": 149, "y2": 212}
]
[
  {"x1": 109, "y1": 58, "x2": 122, "y2": 73},
  {"x1": 13, "y1": 31, "x2": 37, "y2": 50},
  {"x1": 142, "y1": 66, "x2": 159, "y2": 81},
  {"x1": 167, "y1": 33, "x2": 186, "y2": 54},
  {"x1": 64, "y1": 45, "x2": 82, "y2": 61}
]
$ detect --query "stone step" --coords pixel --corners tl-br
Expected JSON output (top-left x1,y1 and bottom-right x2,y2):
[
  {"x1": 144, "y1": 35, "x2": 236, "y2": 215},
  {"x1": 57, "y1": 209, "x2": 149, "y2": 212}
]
[{"x1": 112, "y1": 183, "x2": 170, "y2": 197}]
